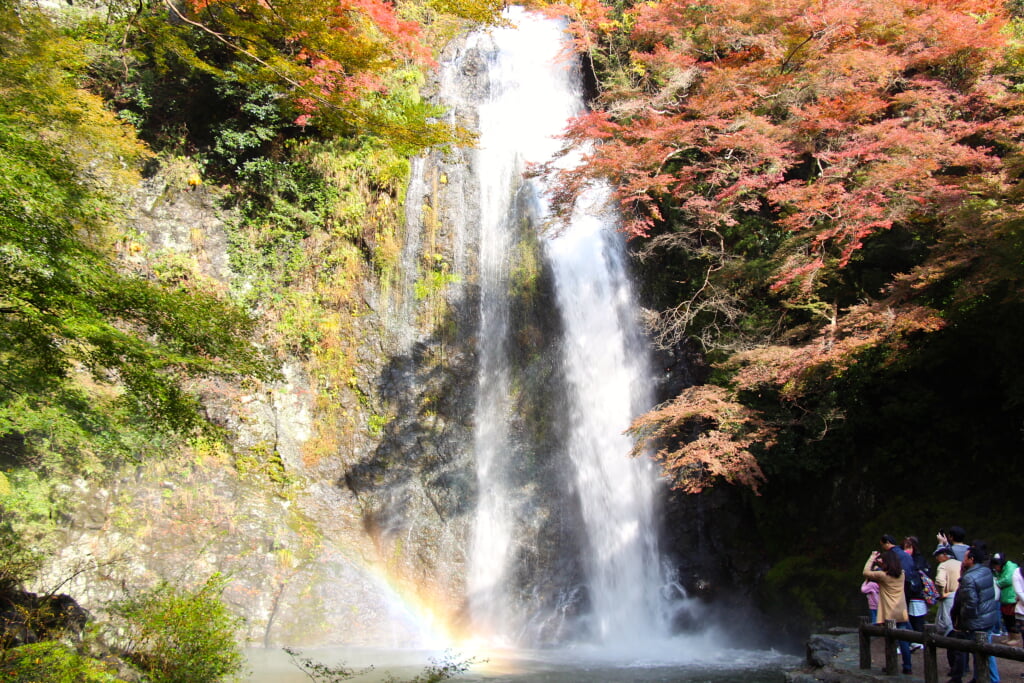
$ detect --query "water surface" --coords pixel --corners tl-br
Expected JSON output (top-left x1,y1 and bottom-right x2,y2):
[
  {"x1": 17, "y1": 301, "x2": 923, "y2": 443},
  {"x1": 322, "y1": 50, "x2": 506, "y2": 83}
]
[{"x1": 245, "y1": 643, "x2": 799, "y2": 682}]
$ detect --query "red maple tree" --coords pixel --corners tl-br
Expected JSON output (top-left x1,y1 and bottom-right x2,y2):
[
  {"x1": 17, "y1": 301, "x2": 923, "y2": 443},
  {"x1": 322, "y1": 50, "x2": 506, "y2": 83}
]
[{"x1": 550, "y1": 0, "x2": 1024, "y2": 491}]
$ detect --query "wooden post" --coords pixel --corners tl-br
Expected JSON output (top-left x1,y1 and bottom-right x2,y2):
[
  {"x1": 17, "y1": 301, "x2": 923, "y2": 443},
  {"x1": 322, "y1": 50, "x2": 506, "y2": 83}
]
[
  {"x1": 859, "y1": 616, "x2": 872, "y2": 670},
  {"x1": 974, "y1": 631, "x2": 991, "y2": 683},
  {"x1": 923, "y1": 624, "x2": 938, "y2": 683},
  {"x1": 884, "y1": 619, "x2": 899, "y2": 675}
]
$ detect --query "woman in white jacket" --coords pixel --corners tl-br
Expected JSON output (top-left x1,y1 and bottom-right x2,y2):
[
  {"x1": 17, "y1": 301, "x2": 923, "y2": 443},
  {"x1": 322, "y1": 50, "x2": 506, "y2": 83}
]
[{"x1": 1013, "y1": 555, "x2": 1024, "y2": 648}]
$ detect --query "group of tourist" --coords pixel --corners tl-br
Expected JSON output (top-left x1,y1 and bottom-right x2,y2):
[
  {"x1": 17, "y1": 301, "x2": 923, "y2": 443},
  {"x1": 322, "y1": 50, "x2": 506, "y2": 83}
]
[{"x1": 859, "y1": 525, "x2": 1023, "y2": 682}]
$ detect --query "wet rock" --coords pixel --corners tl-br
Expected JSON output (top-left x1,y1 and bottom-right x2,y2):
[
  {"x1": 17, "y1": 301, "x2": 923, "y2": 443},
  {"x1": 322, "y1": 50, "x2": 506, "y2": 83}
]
[{"x1": 807, "y1": 635, "x2": 847, "y2": 668}]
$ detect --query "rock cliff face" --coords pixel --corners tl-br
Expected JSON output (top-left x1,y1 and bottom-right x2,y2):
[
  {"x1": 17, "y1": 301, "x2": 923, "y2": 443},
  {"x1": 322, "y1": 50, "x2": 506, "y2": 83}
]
[{"x1": 37, "y1": 161, "x2": 429, "y2": 647}]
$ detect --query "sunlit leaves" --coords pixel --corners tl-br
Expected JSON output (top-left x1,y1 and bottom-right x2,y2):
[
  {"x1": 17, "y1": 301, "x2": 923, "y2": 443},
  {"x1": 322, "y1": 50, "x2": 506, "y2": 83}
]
[
  {"x1": 551, "y1": 0, "x2": 1024, "y2": 491},
  {"x1": 629, "y1": 385, "x2": 770, "y2": 494},
  {"x1": 554, "y1": 0, "x2": 1017, "y2": 290},
  {"x1": 153, "y1": 0, "x2": 484, "y2": 147},
  {"x1": 0, "y1": 3, "x2": 270, "y2": 454}
]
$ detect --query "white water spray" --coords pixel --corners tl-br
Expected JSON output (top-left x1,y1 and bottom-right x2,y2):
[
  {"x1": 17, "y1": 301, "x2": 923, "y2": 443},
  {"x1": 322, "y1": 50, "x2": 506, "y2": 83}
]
[
  {"x1": 447, "y1": 7, "x2": 668, "y2": 647},
  {"x1": 546, "y1": 193, "x2": 667, "y2": 645}
]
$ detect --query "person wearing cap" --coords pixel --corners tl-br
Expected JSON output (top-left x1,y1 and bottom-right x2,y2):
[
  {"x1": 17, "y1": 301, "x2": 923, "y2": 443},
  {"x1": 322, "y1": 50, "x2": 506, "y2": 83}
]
[
  {"x1": 991, "y1": 552, "x2": 1019, "y2": 637},
  {"x1": 934, "y1": 545, "x2": 963, "y2": 679},
  {"x1": 934, "y1": 545, "x2": 961, "y2": 635}
]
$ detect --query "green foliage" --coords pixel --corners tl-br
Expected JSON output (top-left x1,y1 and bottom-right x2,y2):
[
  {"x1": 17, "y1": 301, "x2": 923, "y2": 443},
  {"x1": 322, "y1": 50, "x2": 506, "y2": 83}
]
[
  {"x1": 91, "y1": 0, "x2": 476, "y2": 169},
  {"x1": 40, "y1": 0, "x2": 494, "y2": 476},
  {"x1": 225, "y1": 155, "x2": 337, "y2": 308},
  {"x1": 283, "y1": 648, "x2": 475, "y2": 683},
  {"x1": 761, "y1": 556, "x2": 848, "y2": 626},
  {"x1": 110, "y1": 574, "x2": 244, "y2": 683},
  {"x1": 0, "y1": 522, "x2": 43, "y2": 592},
  {"x1": 509, "y1": 235, "x2": 542, "y2": 301},
  {"x1": 269, "y1": 291, "x2": 327, "y2": 355},
  {"x1": 233, "y1": 441, "x2": 290, "y2": 485},
  {"x1": 0, "y1": 641, "x2": 126, "y2": 683},
  {"x1": 0, "y1": 469, "x2": 53, "y2": 528},
  {"x1": 367, "y1": 413, "x2": 389, "y2": 437},
  {"x1": 0, "y1": 1, "x2": 271, "y2": 458},
  {"x1": 422, "y1": 0, "x2": 506, "y2": 27},
  {"x1": 414, "y1": 264, "x2": 461, "y2": 302}
]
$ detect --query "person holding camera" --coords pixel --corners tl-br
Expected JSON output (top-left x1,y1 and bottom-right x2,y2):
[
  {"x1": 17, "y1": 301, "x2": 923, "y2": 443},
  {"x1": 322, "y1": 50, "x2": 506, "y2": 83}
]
[
  {"x1": 936, "y1": 526, "x2": 970, "y2": 562},
  {"x1": 934, "y1": 545, "x2": 963, "y2": 678},
  {"x1": 864, "y1": 547, "x2": 913, "y2": 674}
]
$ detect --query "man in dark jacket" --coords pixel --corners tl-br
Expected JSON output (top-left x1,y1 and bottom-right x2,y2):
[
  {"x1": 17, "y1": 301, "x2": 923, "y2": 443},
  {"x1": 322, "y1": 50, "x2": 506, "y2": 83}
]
[{"x1": 955, "y1": 546, "x2": 1001, "y2": 683}]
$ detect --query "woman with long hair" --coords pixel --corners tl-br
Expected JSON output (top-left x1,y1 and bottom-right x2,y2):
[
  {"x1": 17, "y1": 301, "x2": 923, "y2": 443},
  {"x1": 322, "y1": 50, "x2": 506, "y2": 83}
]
[{"x1": 865, "y1": 548, "x2": 912, "y2": 673}]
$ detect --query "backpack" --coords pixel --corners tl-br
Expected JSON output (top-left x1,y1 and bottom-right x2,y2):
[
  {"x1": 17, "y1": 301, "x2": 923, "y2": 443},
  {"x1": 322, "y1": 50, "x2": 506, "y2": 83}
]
[
  {"x1": 919, "y1": 570, "x2": 939, "y2": 606},
  {"x1": 906, "y1": 566, "x2": 924, "y2": 598}
]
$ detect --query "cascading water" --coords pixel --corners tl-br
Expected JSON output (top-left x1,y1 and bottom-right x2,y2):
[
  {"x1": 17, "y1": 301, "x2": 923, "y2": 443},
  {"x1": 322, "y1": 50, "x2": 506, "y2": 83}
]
[
  {"x1": 546, "y1": 194, "x2": 667, "y2": 646},
  {"x1": 448, "y1": 7, "x2": 669, "y2": 648},
  {"x1": 456, "y1": 11, "x2": 582, "y2": 643}
]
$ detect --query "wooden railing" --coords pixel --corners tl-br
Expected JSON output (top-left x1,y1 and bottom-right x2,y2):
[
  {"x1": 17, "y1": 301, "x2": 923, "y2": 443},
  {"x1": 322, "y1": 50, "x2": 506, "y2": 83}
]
[{"x1": 859, "y1": 617, "x2": 1024, "y2": 682}]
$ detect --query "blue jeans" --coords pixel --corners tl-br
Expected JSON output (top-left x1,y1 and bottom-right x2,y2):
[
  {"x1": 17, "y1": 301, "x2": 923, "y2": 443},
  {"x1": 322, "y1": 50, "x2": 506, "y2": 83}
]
[
  {"x1": 955, "y1": 626, "x2": 1001, "y2": 682},
  {"x1": 897, "y1": 621, "x2": 912, "y2": 671},
  {"x1": 974, "y1": 625, "x2": 1000, "y2": 683}
]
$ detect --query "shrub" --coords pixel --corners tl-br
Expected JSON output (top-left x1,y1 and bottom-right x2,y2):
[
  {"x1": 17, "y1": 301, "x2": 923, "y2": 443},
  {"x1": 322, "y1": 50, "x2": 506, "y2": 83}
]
[
  {"x1": 110, "y1": 573, "x2": 243, "y2": 683},
  {"x1": 0, "y1": 641, "x2": 124, "y2": 683}
]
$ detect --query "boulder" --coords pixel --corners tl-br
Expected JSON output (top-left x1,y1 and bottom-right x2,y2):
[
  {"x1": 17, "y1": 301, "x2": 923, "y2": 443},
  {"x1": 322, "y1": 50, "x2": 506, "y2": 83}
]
[
  {"x1": 0, "y1": 590, "x2": 90, "y2": 647},
  {"x1": 806, "y1": 634, "x2": 847, "y2": 668}
]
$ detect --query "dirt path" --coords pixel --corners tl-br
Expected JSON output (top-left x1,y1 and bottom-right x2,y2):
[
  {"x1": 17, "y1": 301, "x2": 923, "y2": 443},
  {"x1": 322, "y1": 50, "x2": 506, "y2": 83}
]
[
  {"x1": 804, "y1": 630, "x2": 1024, "y2": 682},
  {"x1": 863, "y1": 632, "x2": 1024, "y2": 681}
]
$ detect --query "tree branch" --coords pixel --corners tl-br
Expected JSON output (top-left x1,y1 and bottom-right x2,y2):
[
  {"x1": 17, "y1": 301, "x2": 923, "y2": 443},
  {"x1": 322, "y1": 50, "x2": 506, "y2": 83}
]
[{"x1": 159, "y1": 0, "x2": 338, "y2": 113}]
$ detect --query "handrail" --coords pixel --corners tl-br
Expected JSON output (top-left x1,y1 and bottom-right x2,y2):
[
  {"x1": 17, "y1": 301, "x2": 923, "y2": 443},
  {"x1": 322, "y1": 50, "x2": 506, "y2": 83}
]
[{"x1": 858, "y1": 617, "x2": 1024, "y2": 682}]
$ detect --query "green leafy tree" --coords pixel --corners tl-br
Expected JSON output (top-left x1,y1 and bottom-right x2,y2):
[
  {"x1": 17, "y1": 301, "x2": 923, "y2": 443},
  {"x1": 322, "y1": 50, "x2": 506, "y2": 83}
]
[
  {"x1": 0, "y1": 1, "x2": 271, "y2": 464},
  {"x1": 0, "y1": 521, "x2": 42, "y2": 594},
  {"x1": 110, "y1": 574, "x2": 244, "y2": 683},
  {"x1": 91, "y1": 0, "x2": 492, "y2": 169}
]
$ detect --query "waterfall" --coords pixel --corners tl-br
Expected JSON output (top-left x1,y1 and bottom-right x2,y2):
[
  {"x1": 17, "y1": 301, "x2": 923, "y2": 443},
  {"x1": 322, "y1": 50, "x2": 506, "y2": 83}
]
[
  {"x1": 457, "y1": 10, "x2": 580, "y2": 642},
  {"x1": 439, "y1": 7, "x2": 668, "y2": 648},
  {"x1": 546, "y1": 192, "x2": 666, "y2": 645}
]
